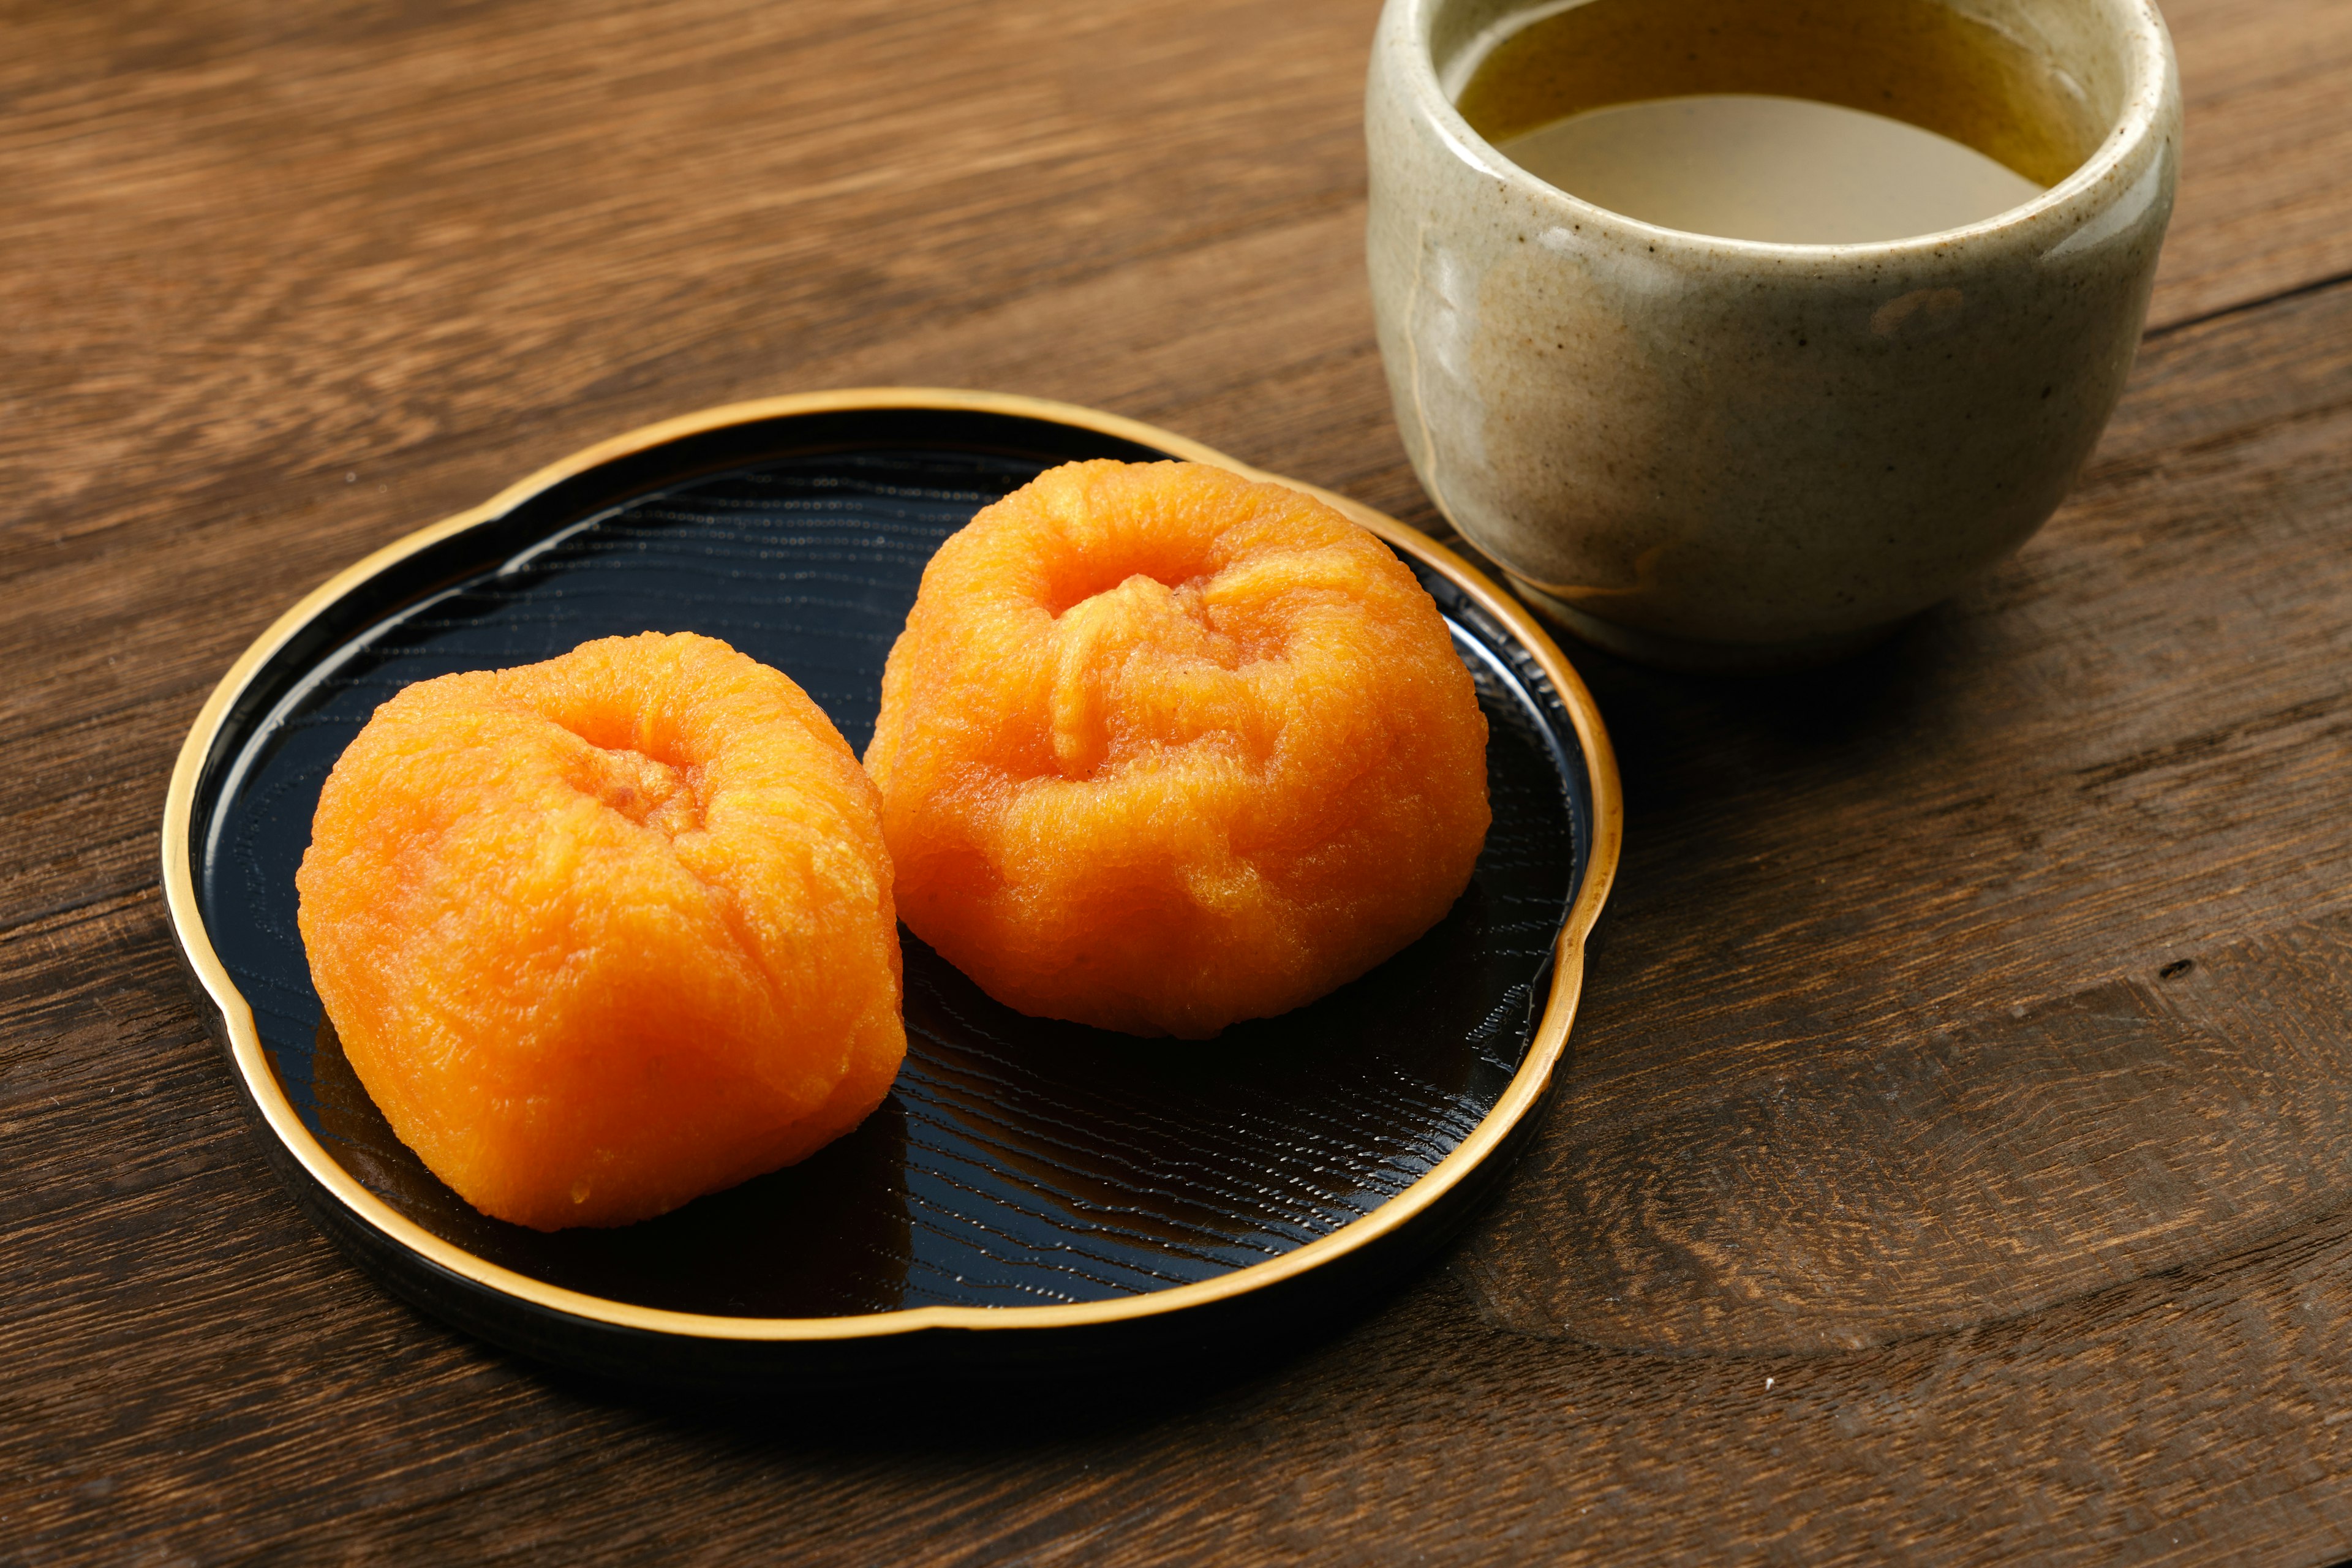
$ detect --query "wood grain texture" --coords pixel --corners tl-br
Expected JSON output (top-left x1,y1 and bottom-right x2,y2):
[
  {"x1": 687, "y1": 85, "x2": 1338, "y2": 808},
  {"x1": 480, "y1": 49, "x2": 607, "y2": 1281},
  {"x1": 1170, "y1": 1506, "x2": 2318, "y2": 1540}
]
[
  {"x1": 6, "y1": 0, "x2": 2352, "y2": 1562},
  {"x1": 2154, "y1": 0, "x2": 2352, "y2": 325}
]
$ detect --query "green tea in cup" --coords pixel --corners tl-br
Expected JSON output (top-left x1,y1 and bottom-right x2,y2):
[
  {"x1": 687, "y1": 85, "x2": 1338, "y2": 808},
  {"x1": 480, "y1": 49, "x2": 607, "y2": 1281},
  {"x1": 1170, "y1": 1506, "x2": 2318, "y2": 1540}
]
[
  {"x1": 1363, "y1": 0, "x2": 2178, "y2": 668},
  {"x1": 1450, "y1": 0, "x2": 2107, "y2": 243}
]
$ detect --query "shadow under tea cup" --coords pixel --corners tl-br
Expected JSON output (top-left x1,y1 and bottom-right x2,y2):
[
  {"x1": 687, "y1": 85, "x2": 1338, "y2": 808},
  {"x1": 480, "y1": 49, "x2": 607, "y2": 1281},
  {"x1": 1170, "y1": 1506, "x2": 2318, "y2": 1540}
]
[{"x1": 1366, "y1": 0, "x2": 2180, "y2": 671}]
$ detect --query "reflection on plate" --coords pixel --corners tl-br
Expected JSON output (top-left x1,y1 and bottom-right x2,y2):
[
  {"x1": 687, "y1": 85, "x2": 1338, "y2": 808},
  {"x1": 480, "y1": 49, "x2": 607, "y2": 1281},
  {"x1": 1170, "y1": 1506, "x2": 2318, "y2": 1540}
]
[{"x1": 160, "y1": 390, "x2": 1620, "y2": 1389}]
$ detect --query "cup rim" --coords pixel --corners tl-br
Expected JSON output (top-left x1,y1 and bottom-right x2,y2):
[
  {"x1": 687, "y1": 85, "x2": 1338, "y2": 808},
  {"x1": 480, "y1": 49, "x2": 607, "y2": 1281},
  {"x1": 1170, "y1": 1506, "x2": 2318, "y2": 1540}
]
[{"x1": 1388, "y1": 0, "x2": 2178, "y2": 258}]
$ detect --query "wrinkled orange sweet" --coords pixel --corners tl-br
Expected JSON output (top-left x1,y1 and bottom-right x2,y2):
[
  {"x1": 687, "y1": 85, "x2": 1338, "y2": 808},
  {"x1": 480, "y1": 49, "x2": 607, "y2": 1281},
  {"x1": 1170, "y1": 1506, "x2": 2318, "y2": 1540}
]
[
  {"x1": 296, "y1": 632, "x2": 903, "y2": 1231},
  {"x1": 865, "y1": 460, "x2": 1491, "y2": 1039}
]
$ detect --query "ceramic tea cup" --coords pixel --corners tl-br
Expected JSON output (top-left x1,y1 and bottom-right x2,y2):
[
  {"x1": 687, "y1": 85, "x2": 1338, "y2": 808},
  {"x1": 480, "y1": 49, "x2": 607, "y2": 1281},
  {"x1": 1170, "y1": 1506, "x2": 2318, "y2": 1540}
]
[{"x1": 1366, "y1": 0, "x2": 2180, "y2": 671}]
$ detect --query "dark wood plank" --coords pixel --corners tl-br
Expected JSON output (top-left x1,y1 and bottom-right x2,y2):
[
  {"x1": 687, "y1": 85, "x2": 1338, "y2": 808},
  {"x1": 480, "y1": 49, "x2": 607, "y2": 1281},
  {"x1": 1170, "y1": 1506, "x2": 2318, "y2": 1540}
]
[
  {"x1": 2153, "y1": 0, "x2": 2352, "y2": 326},
  {"x1": 8, "y1": 0, "x2": 2352, "y2": 1562}
]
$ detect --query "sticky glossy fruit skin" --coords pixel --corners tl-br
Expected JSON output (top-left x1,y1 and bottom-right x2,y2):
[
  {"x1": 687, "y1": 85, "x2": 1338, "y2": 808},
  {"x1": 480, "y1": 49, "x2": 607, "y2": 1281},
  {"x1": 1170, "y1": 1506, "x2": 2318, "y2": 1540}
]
[
  {"x1": 866, "y1": 460, "x2": 1490, "y2": 1039},
  {"x1": 296, "y1": 632, "x2": 903, "y2": 1231}
]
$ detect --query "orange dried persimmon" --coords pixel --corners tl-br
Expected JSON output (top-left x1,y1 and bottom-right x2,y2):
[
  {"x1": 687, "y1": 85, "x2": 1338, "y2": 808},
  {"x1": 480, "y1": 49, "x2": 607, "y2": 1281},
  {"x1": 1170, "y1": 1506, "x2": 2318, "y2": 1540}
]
[
  {"x1": 295, "y1": 631, "x2": 903, "y2": 1231},
  {"x1": 865, "y1": 459, "x2": 1491, "y2": 1039}
]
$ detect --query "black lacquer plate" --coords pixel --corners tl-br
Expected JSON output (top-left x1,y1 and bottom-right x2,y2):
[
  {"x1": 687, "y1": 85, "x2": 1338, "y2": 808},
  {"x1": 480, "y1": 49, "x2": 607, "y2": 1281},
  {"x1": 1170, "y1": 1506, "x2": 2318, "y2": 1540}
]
[{"x1": 162, "y1": 391, "x2": 1620, "y2": 1391}]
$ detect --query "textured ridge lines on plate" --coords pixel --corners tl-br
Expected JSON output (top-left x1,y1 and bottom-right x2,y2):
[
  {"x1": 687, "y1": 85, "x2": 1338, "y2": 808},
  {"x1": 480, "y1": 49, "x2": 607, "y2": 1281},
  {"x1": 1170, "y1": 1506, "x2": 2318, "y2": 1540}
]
[{"x1": 195, "y1": 438, "x2": 1580, "y2": 1321}]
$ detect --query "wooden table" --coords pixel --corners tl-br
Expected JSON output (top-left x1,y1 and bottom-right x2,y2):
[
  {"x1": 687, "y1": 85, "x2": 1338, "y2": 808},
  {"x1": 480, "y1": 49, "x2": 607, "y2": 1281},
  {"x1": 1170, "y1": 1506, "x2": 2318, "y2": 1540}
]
[{"x1": 8, "y1": 0, "x2": 2351, "y2": 1560}]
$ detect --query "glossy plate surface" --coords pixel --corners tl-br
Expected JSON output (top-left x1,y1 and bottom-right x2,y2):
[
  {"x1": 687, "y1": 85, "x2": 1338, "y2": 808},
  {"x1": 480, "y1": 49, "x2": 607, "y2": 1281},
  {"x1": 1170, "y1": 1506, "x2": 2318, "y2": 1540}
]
[{"x1": 162, "y1": 391, "x2": 1620, "y2": 1383}]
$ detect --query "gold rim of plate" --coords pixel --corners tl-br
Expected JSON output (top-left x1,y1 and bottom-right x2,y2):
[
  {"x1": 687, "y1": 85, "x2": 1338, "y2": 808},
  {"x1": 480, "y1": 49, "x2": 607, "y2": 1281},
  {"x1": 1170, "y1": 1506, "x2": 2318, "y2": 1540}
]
[{"x1": 159, "y1": 387, "x2": 1626, "y2": 1346}]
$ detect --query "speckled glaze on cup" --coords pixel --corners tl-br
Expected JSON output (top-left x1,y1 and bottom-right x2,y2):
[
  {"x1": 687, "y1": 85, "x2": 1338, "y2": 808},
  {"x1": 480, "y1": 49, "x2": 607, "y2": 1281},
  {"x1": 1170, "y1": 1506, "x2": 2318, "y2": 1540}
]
[{"x1": 1367, "y1": 0, "x2": 2180, "y2": 671}]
